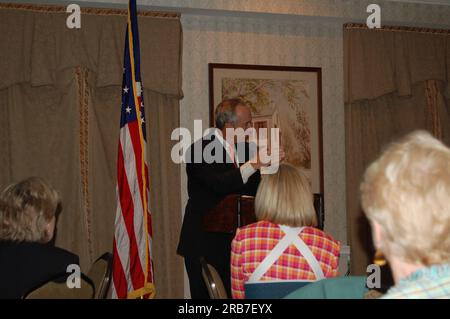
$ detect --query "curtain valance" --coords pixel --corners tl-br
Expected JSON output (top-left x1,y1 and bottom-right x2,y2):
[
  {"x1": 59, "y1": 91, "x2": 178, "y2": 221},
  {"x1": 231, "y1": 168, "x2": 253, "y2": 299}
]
[
  {"x1": 344, "y1": 24, "x2": 450, "y2": 103},
  {"x1": 0, "y1": 4, "x2": 183, "y2": 98}
]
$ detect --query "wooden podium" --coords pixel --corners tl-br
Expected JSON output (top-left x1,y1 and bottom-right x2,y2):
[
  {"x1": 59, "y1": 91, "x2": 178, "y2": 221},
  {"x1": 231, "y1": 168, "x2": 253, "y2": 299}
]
[
  {"x1": 202, "y1": 194, "x2": 256, "y2": 234},
  {"x1": 202, "y1": 193, "x2": 324, "y2": 233}
]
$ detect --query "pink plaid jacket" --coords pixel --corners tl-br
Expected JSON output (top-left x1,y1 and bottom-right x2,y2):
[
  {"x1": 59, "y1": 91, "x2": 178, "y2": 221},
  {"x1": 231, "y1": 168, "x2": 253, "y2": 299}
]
[{"x1": 231, "y1": 220, "x2": 341, "y2": 299}]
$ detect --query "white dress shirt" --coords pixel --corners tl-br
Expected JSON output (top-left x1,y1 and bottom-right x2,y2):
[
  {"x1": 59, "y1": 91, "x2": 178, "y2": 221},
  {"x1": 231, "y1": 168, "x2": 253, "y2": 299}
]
[{"x1": 213, "y1": 129, "x2": 257, "y2": 184}]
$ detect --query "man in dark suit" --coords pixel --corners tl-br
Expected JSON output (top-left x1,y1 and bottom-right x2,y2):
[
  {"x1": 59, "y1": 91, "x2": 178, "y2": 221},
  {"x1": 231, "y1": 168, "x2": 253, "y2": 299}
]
[{"x1": 177, "y1": 98, "x2": 265, "y2": 298}]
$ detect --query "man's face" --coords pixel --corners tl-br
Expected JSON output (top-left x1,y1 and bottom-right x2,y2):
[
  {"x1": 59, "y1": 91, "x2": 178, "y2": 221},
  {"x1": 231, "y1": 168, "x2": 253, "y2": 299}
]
[
  {"x1": 234, "y1": 105, "x2": 253, "y2": 130},
  {"x1": 222, "y1": 104, "x2": 253, "y2": 143}
]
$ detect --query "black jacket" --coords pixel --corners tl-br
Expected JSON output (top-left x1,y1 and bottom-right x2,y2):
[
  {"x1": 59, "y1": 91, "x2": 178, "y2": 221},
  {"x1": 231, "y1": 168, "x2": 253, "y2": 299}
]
[
  {"x1": 177, "y1": 133, "x2": 260, "y2": 257},
  {"x1": 0, "y1": 240, "x2": 79, "y2": 299}
]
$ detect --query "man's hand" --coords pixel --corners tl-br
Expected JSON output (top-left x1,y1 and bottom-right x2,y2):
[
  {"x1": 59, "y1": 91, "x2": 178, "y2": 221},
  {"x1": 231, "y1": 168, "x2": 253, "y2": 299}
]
[{"x1": 250, "y1": 146, "x2": 286, "y2": 170}]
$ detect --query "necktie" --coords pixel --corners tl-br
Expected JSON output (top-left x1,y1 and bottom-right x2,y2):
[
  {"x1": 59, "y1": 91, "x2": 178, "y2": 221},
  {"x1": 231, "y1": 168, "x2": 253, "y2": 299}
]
[{"x1": 228, "y1": 144, "x2": 238, "y2": 167}]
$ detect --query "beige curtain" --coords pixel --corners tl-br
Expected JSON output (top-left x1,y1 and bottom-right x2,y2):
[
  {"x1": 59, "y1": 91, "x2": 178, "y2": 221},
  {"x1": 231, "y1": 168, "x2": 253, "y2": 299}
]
[
  {"x1": 0, "y1": 4, "x2": 183, "y2": 298},
  {"x1": 90, "y1": 84, "x2": 184, "y2": 298},
  {"x1": 344, "y1": 24, "x2": 450, "y2": 277}
]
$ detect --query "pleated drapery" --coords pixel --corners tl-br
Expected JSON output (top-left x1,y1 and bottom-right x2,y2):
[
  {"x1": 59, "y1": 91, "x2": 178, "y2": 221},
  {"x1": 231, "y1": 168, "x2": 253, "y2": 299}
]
[
  {"x1": 344, "y1": 24, "x2": 450, "y2": 279},
  {"x1": 0, "y1": 4, "x2": 184, "y2": 298}
]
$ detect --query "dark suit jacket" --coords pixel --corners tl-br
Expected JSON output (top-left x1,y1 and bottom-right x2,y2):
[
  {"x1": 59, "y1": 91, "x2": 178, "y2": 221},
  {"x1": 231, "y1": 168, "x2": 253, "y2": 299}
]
[
  {"x1": 177, "y1": 133, "x2": 261, "y2": 257},
  {"x1": 0, "y1": 240, "x2": 79, "y2": 299}
]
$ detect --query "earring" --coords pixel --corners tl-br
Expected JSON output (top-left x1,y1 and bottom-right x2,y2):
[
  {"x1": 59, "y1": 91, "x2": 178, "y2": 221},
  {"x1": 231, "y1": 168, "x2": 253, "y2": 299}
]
[{"x1": 373, "y1": 250, "x2": 387, "y2": 266}]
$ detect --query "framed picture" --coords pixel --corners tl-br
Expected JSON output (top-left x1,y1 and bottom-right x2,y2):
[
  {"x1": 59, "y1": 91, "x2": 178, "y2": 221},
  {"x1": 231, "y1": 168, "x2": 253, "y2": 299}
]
[{"x1": 209, "y1": 63, "x2": 323, "y2": 193}]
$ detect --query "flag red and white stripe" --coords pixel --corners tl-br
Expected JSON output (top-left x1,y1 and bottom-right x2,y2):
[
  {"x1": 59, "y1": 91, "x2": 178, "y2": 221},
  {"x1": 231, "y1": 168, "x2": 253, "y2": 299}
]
[{"x1": 111, "y1": 0, "x2": 155, "y2": 299}]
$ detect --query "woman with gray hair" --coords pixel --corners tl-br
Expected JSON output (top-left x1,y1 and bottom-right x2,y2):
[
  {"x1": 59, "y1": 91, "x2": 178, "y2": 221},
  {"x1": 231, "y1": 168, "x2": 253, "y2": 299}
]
[
  {"x1": 0, "y1": 177, "x2": 79, "y2": 298},
  {"x1": 360, "y1": 131, "x2": 450, "y2": 299}
]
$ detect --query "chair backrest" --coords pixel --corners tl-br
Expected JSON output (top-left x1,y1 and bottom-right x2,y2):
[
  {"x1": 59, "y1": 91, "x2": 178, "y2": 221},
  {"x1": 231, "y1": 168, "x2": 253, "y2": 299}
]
[
  {"x1": 283, "y1": 276, "x2": 368, "y2": 299},
  {"x1": 313, "y1": 193, "x2": 324, "y2": 230},
  {"x1": 245, "y1": 280, "x2": 313, "y2": 299},
  {"x1": 200, "y1": 257, "x2": 228, "y2": 299},
  {"x1": 88, "y1": 252, "x2": 113, "y2": 299},
  {"x1": 23, "y1": 272, "x2": 95, "y2": 299}
]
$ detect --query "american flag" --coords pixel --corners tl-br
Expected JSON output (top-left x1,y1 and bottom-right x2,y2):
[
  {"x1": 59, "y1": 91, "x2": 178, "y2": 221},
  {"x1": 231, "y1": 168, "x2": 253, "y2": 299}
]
[{"x1": 112, "y1": 0, "x2": 155, "y2": 299}]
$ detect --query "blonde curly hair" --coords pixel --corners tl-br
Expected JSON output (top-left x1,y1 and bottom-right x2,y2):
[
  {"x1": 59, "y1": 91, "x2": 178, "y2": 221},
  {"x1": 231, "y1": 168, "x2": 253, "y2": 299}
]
[
  {"x1": 361, "y1": 131, "x2": 450, "y2": 266},
  {"x1": 0, "y1": 177, "x2": 61, "y2": 243}
]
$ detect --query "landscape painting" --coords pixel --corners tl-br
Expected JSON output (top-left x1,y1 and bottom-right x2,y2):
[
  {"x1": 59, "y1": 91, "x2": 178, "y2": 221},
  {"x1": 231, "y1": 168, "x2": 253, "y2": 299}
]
[{"x1": 209, "y1": 64, "x2": 323, "y2": 193}]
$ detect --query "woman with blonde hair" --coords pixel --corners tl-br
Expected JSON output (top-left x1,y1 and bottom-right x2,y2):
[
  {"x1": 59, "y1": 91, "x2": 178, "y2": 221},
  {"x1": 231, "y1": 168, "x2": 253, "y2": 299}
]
[
  {"x1": 0, "y1": 177, "x2": 79, "y2": 298},
  {"x1": 361, "y1": 131, "x2": 450, "y2": 299},
  {"x1": 230, "y1": 163, "x2": 340, "y2": 299}
]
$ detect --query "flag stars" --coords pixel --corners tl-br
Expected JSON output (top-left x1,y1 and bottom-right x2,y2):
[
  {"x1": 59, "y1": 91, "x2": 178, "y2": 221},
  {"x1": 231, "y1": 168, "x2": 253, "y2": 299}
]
[
  {"x1": 123, "y1": 86, "x2": 129, "y2": 94},
  {"x1": 125, "y1": 106, "x2": 132, "y2": 114}
]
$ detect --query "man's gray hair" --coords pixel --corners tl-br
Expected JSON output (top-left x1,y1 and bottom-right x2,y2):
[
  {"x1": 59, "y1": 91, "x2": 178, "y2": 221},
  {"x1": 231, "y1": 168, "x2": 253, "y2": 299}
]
[{"x1": 215, "y1": 98, "x2": 245, "y2": 129}]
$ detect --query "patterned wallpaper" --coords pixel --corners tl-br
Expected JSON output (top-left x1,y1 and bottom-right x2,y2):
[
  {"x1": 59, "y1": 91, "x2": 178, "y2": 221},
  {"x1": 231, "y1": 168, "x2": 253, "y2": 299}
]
[
  {"x1": 177, "y1": 0, "x2": 450, "y2": 253},
  {"x1": 180, "y1": 14, "x2": 347, "y2": 244},
  {"x1": 178, "y1": 14, "x2": 348, "y2": 297}
]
